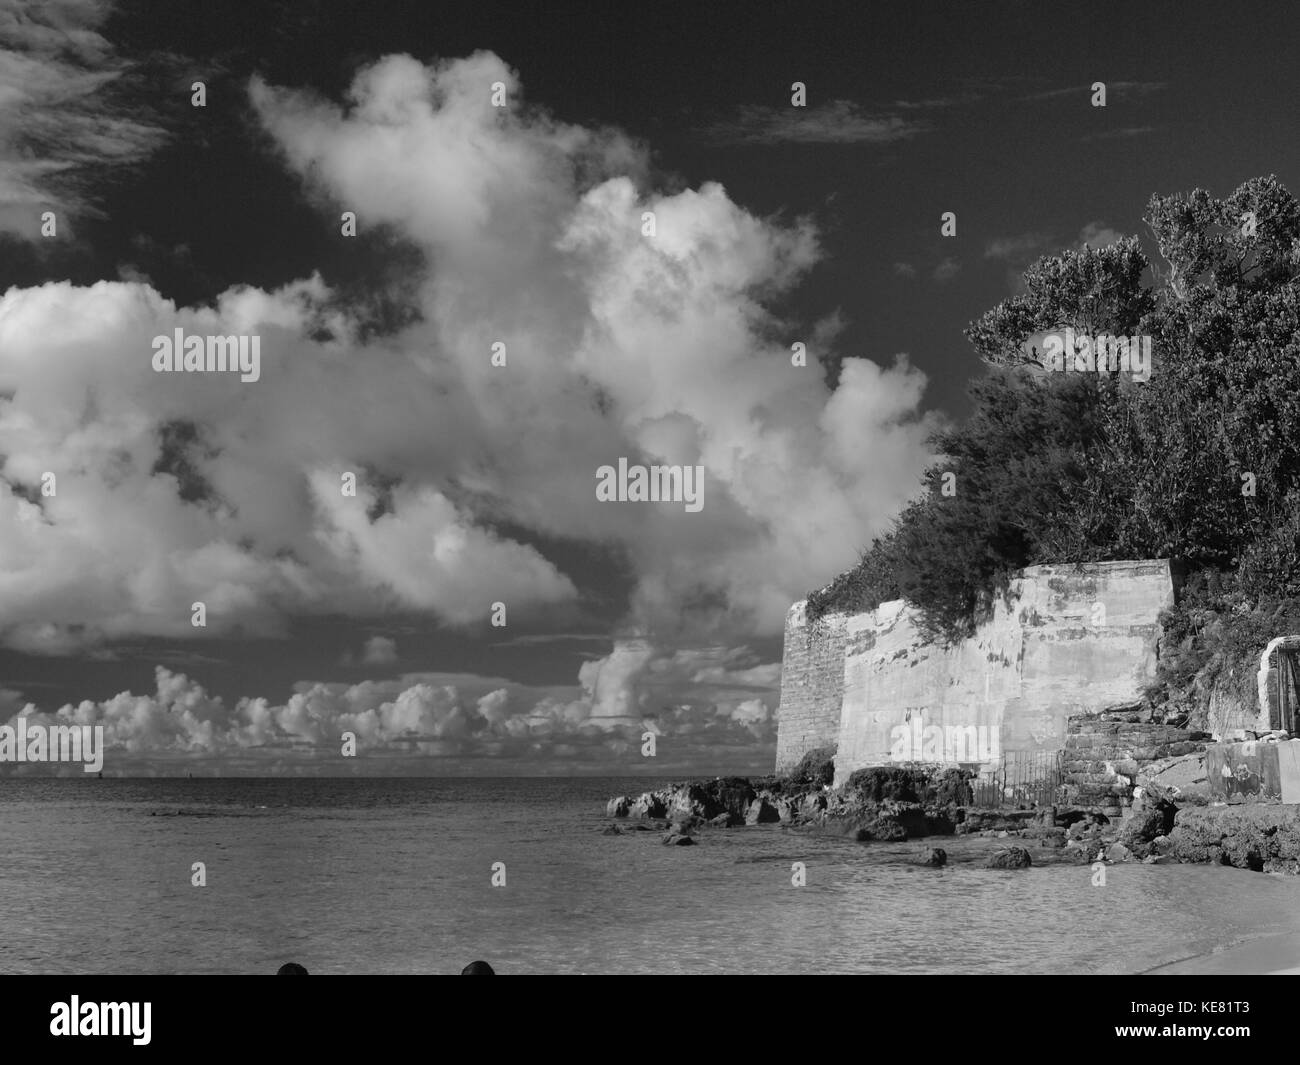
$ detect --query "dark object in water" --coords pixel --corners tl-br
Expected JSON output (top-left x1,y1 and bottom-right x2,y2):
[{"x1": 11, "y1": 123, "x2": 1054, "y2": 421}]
[
  {"x1": 277, "y1": 962, "x2": 309, "y2": 975},
  {"x1": 461, "y1": 960, "x2": 495, "y2": 975}
]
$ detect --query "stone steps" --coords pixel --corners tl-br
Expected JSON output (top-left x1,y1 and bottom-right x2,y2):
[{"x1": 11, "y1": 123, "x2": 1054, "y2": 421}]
[{"x1": 1060, "y1": 713, "x2": 1212, "y2": 815}]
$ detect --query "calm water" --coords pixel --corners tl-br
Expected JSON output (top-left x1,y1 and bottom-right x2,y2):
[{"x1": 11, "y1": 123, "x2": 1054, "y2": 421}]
[{"x1": 1, "y1": 776, "x2": 1298, "y2": 975}]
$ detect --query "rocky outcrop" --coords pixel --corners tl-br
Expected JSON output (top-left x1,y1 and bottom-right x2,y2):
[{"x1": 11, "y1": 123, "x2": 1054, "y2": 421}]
[
  {"x1": 1166, "y1": 805, "x2": 1300, "y2": 873},
  {"x1": 629, "y1": 792, "x2": 667, "y2": 819},
  {"x1": 1117, "y1": 791, "x2": 1178, "y2": 847},
  {"x1": 606, "y1": 796, "x2": 632, "y2": 818}
]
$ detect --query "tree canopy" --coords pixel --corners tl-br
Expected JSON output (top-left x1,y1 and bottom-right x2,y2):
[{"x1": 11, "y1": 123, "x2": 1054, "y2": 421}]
[{"x1": 810, "y1": 175, "x2": 1300, "y2": 653}]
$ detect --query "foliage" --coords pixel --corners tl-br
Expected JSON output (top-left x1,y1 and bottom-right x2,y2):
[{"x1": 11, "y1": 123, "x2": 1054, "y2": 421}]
[{"x1": 812, "y1": 176, "x2": 1300, "y2": 658}]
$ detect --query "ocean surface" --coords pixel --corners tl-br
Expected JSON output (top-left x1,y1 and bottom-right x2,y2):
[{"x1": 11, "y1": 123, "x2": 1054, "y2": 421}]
[{"x1": 3, "y1": 776, "x2": 1300, "y2": 975}]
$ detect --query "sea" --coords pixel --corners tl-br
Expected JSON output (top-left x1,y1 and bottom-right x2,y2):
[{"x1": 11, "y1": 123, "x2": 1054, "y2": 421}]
[{"x1": 2, "y1": 776, "x2": 1299, "y2": 975}]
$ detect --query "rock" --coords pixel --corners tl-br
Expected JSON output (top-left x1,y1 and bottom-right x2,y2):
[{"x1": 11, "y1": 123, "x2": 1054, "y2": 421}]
[
  {"x1": 923, "y1": 810, "x2": 957, "y2": 836},
  {"x1": 1118, "y1": 791, "x2": 1178, "y2": 846},
  {"x1": 1037, "y1": 829, "x2": 1067, "y2": 848},
  {"x1": 799, "y1": 793, "x2": 829, "y2": 821},
  {"x1": 855, "y1": 819, "x2": 908, "y2": 842},
  {"x1": 996, "y1": 830, "x2": 1009, "y2": 838},
  {"x1": 601, "y1": 825, "x2": 623, "y2": 836},
  {"x1": 665, "y1": 783, "x2": 724, "y2": 822},
  {"x1": 606, "y1": 796, "x2": 632, "y2": 818},
  {"x1": 712, "y1": 778, "x2": 758, "y2": 820},
  {"x1": 986, "y1": 846, "x2": 1033, "y2": 869},
  {"x1": 1168, "y1": 805, "x2": 1300, "y2": 872},
  {"x1": 662, "y1": 831, "x2": 696, "y2": 846},
  {"x1": 1136, "y1": 750, "x2": 1211, "y2": 804},
  {"x1": 787, "y1": 745, "x2": 836, "y2": 789},
  {"x1": 629, "y1": 791, "x2": 668, "y2": 819},
  {"x1": 1106, "y1": 842, "x2": 1133, "y2": 862},
  {"x1": 775, "y1": 798, "x2": 800, "y2": 824},
  {"x1": 919, "y1": 846, "x2": 947, "y2": 867},
  {"x1": 745, "y1": 798, "x2": 781, "y2": 825},
  {"x1": 708, "y1": 812, "x2": 739, "y2": 828}
]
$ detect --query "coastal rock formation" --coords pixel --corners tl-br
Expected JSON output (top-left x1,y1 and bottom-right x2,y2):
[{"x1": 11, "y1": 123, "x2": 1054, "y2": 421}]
[
  {"x1": 606, "y1": 796, "x2": 632, "y2": 818},
  {"x1": 986, "y1": 846, "x2": 1033, "y2": 869},
  {"x1": 629, "y1": 792, "x2": 667, "y2": 819},
  {"x1": 1117, "y1": 791, "x2": 1177, "y2": 848},
  {"x1": 1167, "y1": 805, "x2": 1300, "y2": 873},
  {"x1": 745, "y1": 798, "x2": 781, "y2": 825}
]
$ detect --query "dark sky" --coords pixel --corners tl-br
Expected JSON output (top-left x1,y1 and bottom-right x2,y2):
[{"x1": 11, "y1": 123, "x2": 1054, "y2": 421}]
[{"x1": 1, "y1": 0, "x2": 1297, "y2": 773}]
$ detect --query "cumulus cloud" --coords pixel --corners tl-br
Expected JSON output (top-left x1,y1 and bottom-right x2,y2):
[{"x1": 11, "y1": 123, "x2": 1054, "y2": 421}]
[
  {"x1": 0, "y1": 639, "x2": 782, "y2": 773},
  {"x1": 0, "y1": 50, "x2": 938, "y2": 663},
  {"x1": 0, "y1": 0, "x2": 166, "y2": 238},
  {"x1": 339, "y1": 635, "x2": 398, "y2": 667}
]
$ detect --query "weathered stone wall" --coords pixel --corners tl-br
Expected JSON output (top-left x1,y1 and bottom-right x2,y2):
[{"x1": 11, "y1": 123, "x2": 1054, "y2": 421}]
[
  {"x1": 830, "y1": 561, "x2": 1174, "y2": 786},
  {"x1": 774, "y1": 602, "x2": 851, "y2": 773},
  {"x1": 773, "y1": 561, "x2": 1175, "y2": 786},
  {"x1": 1061, "y1": 710, "x2": 1210, "y2": 817}
]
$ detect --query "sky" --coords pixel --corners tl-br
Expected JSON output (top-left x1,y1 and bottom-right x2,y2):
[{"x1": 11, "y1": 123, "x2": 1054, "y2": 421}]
[{"x1": 1, "y1": 0, "x2": 1298, "y2": 776}]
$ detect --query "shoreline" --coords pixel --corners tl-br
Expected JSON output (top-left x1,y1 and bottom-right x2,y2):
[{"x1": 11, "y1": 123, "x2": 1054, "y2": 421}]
[{"x1": 1143, "y1": 928, "x2": 1300, "y2": 975}]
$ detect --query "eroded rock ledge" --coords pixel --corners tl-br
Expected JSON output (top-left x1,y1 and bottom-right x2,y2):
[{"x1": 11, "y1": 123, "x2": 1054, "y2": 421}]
[{"x1": 606, "y1": 762, "x2": 1300, "y2": 873}]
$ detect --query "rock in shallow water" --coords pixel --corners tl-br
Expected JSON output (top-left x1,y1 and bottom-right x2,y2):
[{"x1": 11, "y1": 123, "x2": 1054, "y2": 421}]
[
  {"x1": 986, "y1": 846, "x2": 1033, "y2": 869},
  {"x1": 606, "y1": 796, "x2": 632, "y2": 818}
]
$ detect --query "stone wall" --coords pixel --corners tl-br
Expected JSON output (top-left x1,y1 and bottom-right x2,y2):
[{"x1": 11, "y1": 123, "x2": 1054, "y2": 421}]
[
  {"x1": 772, "y1": 561, "x2": 1177, "y2": 785},
  {"x1": 1061, "y1": 709, "x2": 1210, "y2": 817},
  {"x1": 830, "y1": 561, "x2": 1175, "y2": 786},
  {"x1": 774, "y1": 602, "x2": 851, "y2": 774}
]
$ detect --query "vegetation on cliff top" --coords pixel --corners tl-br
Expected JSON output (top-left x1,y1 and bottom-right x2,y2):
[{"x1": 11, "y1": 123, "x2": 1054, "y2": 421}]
[{"x1": 807, "y1": 176, "x2": 1300, "y2": 719}]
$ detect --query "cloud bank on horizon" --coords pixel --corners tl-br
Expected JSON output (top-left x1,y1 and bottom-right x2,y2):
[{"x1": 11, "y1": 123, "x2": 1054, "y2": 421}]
[{"x1": 0, "y1": 48, "x2": 939, "y2": 767}]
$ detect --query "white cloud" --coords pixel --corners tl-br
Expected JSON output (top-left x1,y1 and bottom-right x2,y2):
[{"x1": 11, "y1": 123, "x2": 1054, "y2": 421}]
[
  {"x1": 932, "y1": 257, "x2": 960, "y2": 283},
  {"x1": 0, "y1": 50, "x2": 939, "y2": 658},
  {"x1": 1077, "y1": 221, "x2": 1125, "y2": 248},
  {"x1": 0, "y1": 641, "x2": 783, "y2": 772},
  {"x1": 696, "y1": 99, "x2": 929, "y2": 145},
  {"x1": 0, "y1": 0, "x2": 166, "y2": 238}
]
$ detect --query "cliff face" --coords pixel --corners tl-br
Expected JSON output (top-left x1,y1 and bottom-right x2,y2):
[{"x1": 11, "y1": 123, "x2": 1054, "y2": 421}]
[{"x1": 775, "y1": 560, "x2": 1176, "y2": 784}]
